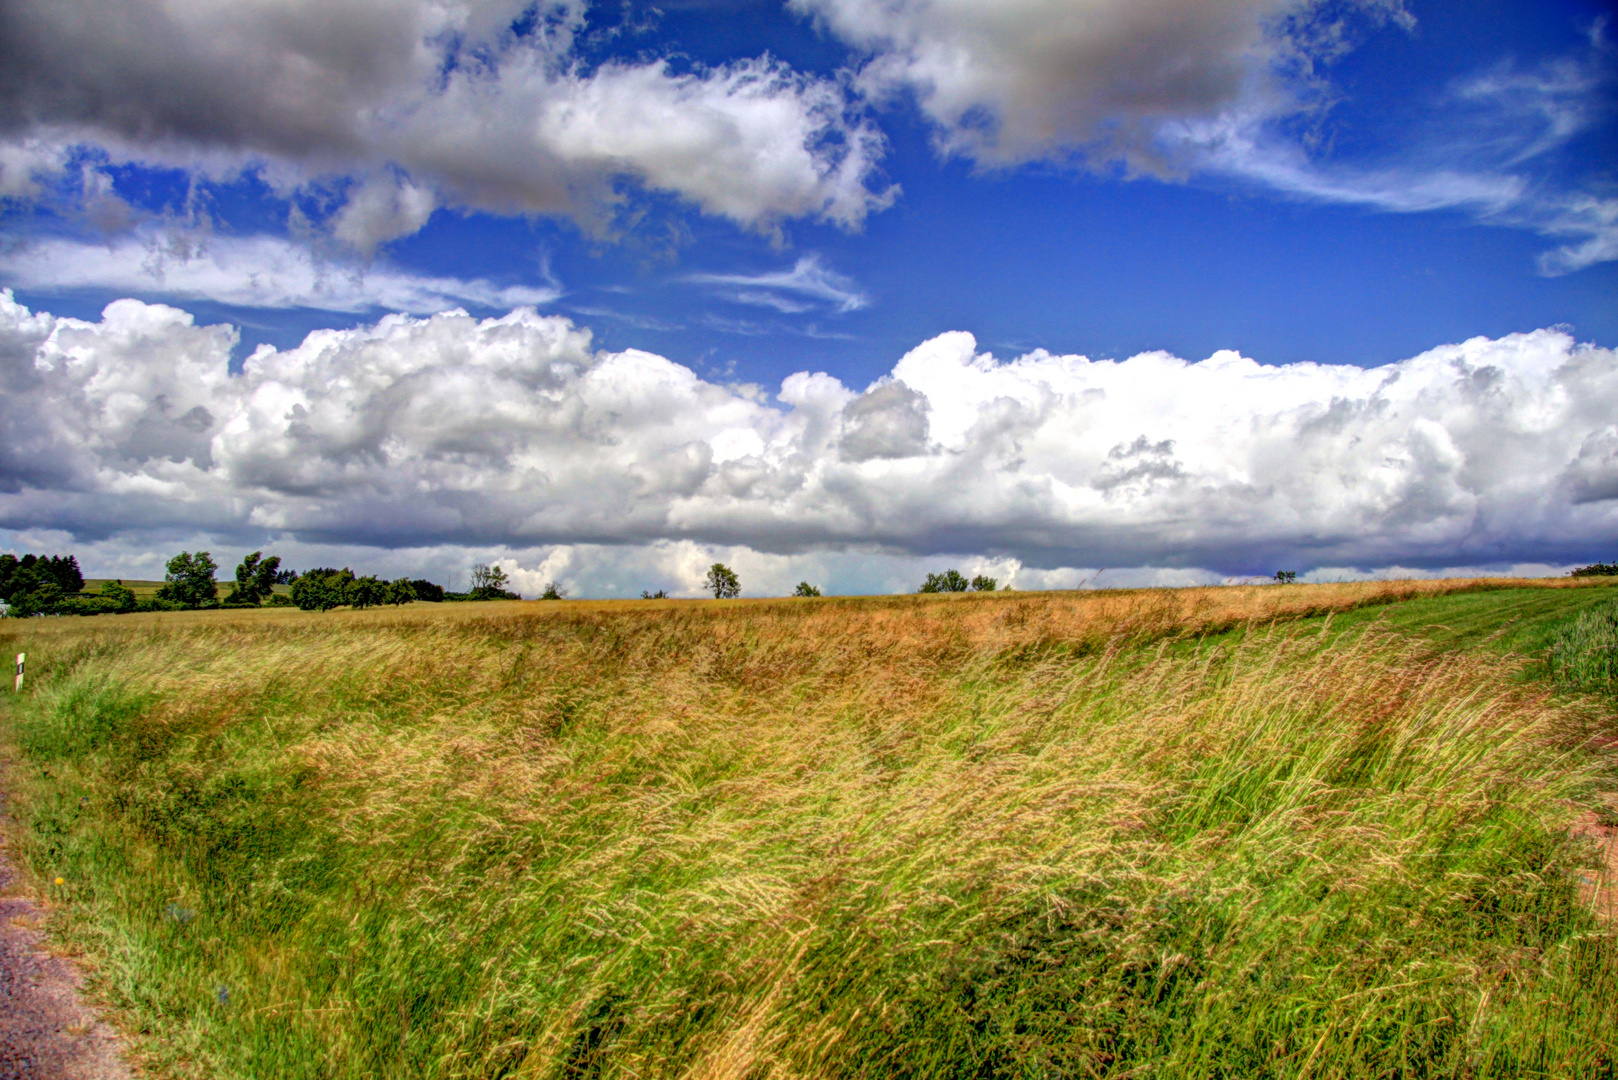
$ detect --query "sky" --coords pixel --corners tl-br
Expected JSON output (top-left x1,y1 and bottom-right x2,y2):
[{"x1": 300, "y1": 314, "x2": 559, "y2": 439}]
[{"x1": 0, "y1": 0, "x2": 1615, "y2": 597}]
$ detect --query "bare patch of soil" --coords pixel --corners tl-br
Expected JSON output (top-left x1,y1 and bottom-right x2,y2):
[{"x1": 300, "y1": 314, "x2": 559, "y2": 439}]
[
  {"x1": 0, "y1": 792, "x2": 132, "y2": 1080},
  {"x1": 1574, "y1": 805, "x2": 1618, "y2": 924}
]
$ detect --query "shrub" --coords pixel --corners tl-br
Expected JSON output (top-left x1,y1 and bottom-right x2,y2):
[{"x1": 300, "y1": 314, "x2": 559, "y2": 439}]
[
  {"x1": 641, "y1": 589, "x2": 669, "y2": 600},
  {"x1": 1274, "y1": 571, "x2": 1298, "y2": 584},
  {"x1": 541, "y1": 582, "x2": 566, "y2": 600},
  {"x1": 1571, "y1": 561, "x2": 1618, "y2": 578},
  {"x1": 793, "y1": 582, "x2": 822, "y2": 597},
  {"x1": 8, "y1": 580, "x2": 63, "y2": 616},
  {"x1": 97, "y1": 580, "x2": 138, "y2": 614}
]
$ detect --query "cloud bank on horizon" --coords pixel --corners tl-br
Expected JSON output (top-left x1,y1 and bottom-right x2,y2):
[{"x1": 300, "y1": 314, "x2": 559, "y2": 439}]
[{"x1": 3, "y1": 289, "x2": 1614, "y2": 593}]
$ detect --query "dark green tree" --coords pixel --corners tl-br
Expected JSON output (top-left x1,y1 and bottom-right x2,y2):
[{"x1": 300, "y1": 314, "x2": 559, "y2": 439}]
[
  {"x1": 705, "y1": 563, "x2": 740, "y2": 599},
  {"x1": 1, "y1": 553, "x2": 85, "y2": 599},
  {"x1": 919, "y1": 569, "x2": 970, "y2": 593},
  {"x1": 348, "y1": 576, "x2": 386, "y2": 610},
  {"x1": 157, "y1": 551, "x2": 219, "y2": 609},
  {"x1": 1571, "y1": 562, "x2": 1618, "y2": 578},
  {"x1": 7, "y1": 575, "x2": 63, "y2": 616},
  {"x1": 1274, "y1": 571, "x2": 1298, "y2": 585},
  {"x1": 291, "y1": 568, "x2": 355, "y2": 611},
  {"x1": 540, "y1": 581, "x2": 566, "y2": 600},
  {"x1": 969, "y1": 574, "x2": 998, "y2": 592},
  {"x1": 225, "y1": 551, "x2": 282, "y2": 606},
  {"x1": 792, "y1": 581, "x2": 822, "y2": 597},
  {"x1": 386, "y1": 578, "x2": 416, "y2": 605},
  {"x1": 641, "y1": 589, "x2": 669, "y2": 600},
  {"x1": 411, "y1": 579, "x2": 446, "y2": 602}
]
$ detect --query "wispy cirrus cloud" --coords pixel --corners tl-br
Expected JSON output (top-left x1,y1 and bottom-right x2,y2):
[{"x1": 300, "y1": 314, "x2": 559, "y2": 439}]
[
  {"x1": 792, "y1": 0, "x2": 1617, "y2": 272},
  {"x1": 0, "y1": 229, "x2": 561, "y2": 313},
  {"x1": 1170, "y1": 41, "x2": 1618, "y2": 274},
  {"x1": 685, "y1": 254, "x2": 869, "y2": 313}
]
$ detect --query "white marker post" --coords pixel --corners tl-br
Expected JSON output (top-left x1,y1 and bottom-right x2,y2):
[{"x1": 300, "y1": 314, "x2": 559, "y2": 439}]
[{"x1": 13, "y1": 652, "x2": 22, "y2": 692}]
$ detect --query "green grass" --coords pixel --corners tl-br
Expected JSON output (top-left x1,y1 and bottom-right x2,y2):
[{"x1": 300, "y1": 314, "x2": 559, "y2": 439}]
[
  {"x1": 1548, "y1": 596, "x2": 1618, "y2": 697},
  {"x1": 1321, "y1": 583, "x2": 1618, "y2": 659},
  {"x1": 1190, "y1": 583, "x2": 1618, "y2": 681},
  {"x1": 1, "y1": 582, "x2": 1615, "y2": 1079}
]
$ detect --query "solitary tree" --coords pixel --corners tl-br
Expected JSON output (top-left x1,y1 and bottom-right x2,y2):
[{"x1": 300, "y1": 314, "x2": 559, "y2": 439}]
[
  {"x1": 1274, "y1": 571, "x2": 1298, "y2": 585},
  {"x1": 705, "y1": 563, "x2": 741, "y2": 599},
  {"x1": 969, "y1": 575, "x2": 998, "y2": 592},
  {"x1": 158, "y1": 551, "x2": 219, "y2": 609},
  {"x1": 919, "y1": 569, "x2": 970, "y2": 593},
  {"x1": 792, "y1": 581, "x2": 822, "y2": 597},
  {"x1": 641, "y1": 589, "x2": 669, "y2": 600},
  {"x1": 541, "y1": 581, "x2": 566, "y2": 600}
]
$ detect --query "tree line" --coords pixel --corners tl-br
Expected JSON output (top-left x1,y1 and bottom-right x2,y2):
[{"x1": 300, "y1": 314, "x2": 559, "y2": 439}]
[
  {"x1": 0, "y1": 550, "x2": 523, "y2": 617},
  {"x1": 3, "y1": 551, "x2": 1042, "y2": 617}
]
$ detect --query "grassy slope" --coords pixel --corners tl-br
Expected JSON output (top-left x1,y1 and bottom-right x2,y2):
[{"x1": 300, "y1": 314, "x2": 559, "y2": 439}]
[
  {"x1": 1193, "y1": 581, "x2": 1618, "y2": 679},
  {"x1": 1320, "y1": 583, "x2": 1618, "y2": 660},
  {"x1": 0, "y1": 580, "x2": 1615, "y2": 1079}
]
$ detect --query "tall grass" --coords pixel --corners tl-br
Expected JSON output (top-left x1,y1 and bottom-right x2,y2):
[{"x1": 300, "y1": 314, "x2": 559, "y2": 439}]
[
  {"x1": 1549, "y1": 597, "x2": 1618, "y2": 696},
  {"x1": 1, "y1": 583, "x2": 1615, "y2": 1078}
]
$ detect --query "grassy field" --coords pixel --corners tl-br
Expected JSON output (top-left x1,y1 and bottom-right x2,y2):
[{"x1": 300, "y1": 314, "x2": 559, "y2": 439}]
[
  {"x1": 1, "y1": 577, "x2": 1616, "y2": 1078},
  {"x1": 81, "y1": 579, "x2": 293, "y2": 600}
]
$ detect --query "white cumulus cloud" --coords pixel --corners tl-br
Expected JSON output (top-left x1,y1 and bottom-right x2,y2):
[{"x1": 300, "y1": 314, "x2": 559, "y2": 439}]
[
  {"x1": 1, "y1": 290, "x2": 1615, "y2": 577},
  {"x1": 0, "y1": 0, "x2": 893, "y2": 243}
]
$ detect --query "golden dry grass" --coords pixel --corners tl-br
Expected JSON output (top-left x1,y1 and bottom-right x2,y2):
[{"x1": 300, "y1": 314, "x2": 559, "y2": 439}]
[{"x1": 1, "y1": 577, "x2": 1614, "y2": 1079}]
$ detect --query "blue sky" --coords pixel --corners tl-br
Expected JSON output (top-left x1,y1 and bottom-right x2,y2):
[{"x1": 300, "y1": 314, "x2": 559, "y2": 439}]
[{"x1": 1, "y1": 0, "x2": 1615, "y2": 595}]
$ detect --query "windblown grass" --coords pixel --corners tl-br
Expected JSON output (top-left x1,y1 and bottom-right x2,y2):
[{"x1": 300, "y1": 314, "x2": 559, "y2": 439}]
[
  {"x1": 2, "y1": 580, "x2": 1616, "y2": 1078},
  {"x1": 1549, "y1": 597, "x2": 1618, "y2": 697}
]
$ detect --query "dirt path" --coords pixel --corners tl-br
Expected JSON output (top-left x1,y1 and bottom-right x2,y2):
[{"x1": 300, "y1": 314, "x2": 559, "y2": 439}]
[
  {"x1": 1575, "y1": 809, "x2": 1618, "y2": 924},
  {"x1": 0, "y1": 783, "x2": 132, "y2": 1080}
]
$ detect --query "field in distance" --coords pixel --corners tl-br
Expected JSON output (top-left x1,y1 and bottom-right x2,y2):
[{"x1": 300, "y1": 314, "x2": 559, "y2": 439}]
[{"x1": 1, "y1": 576, "x2": 1615, "y2": 1078}]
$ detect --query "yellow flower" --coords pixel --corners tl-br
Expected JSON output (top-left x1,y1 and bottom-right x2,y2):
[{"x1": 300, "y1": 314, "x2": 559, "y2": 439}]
[{"x1": 54, "y1": 877, "x2": 64, "y2": 885}]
